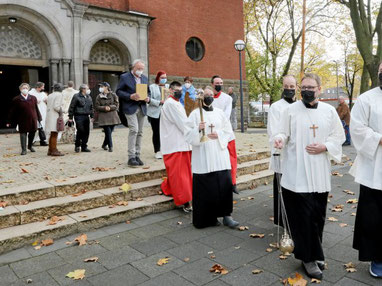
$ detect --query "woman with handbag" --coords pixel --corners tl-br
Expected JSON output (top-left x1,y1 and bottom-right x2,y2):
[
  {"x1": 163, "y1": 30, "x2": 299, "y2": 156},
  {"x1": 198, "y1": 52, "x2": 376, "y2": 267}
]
[
  {"x1": 45, "y1": 83, "x2": 65, "y2": 156},
  {"x1": 95, "y1": 82, "x2": 121, "y2": 152}
]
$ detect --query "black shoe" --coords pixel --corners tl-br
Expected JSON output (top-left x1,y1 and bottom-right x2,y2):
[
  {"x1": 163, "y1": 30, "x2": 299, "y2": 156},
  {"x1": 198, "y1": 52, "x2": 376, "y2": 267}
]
[
  {"x1": 108, "y1": 147, "x2": 113, "y2": 152},
  {"x1": 102, "y1": 144, "x2": 108, "y2": 150},
  {"x1": 302, "y1": 262, "x2": 323, "y2": 280},
  {"x1": 40, "y1": 141, "x2": 48, "y2": 146},
  {"x1": 136, "y1": 156, "x2": 144, "y2": 166},
  {"x1": 75, "y1": 147, "x2": 80, "y2": 153},
  {"x1": 81, "y1": 148, "x2": 91, "y2": 152},
  {"x1": 223, "y1": 216, "x2": 239, "y2": 229},
  {"x1": 21, "y1": 150, "x2": 27, "y2": 155},
  {"x1": 232, "y1": 185, "x2": 239, "y2": 194},
  {"x1": 316, "y1": 261, "x2": 325, "y2": 271},
  {"x1": 28, "y1": 147, "x2": 36, "y2": 152},
  {"x1": 128, "y1": 158, "x2": 140, "y2": 168}
]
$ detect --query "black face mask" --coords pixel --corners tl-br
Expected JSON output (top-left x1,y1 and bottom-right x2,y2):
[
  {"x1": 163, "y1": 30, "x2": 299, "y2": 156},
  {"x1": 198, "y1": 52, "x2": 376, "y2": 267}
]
[
  {"x1": 283, "y1": 89, "x2": 295, "y2": 99},
  {"x1": 204, "y1": 96, "x2": 214, "y2": 106},
  {"x1": 301, "y1": 90, "x2": 316, "y2": 104},
  {"x1": 379, "y1": 73, "x2": 382, "y2": 88},
  {"x1": 173, "y1": 91, "x2": 182, "y2": 99},
  {"x1": 214, "y1": 85, "x2": 222, "y2": 92}
]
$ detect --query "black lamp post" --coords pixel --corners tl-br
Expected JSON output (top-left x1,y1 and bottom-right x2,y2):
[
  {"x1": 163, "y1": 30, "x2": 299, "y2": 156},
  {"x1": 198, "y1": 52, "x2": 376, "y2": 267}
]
[{"x1": 234, "y1": 40, "x2": 246, "y2": 133}]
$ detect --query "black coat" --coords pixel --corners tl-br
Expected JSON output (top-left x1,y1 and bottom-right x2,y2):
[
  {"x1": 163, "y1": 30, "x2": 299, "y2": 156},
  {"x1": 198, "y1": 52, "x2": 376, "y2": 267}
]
[
  {"x1": 68, "y1": 93, "x2": 94, "y2": 119},
  {"x1": 8, "y1": 94, "x2": 42, "y2": 133},
  {"x1": 116, "y1": 72, "x2": 149, "y2": 115}
]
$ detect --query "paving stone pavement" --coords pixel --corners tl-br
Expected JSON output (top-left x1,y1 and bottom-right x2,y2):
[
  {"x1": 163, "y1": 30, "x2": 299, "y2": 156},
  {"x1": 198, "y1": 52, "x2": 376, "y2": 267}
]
[
  {"x1": 0, "y1": 126, "x2": 269, "y2": 189},
  {"x1": 0, "y1": 144, "x2": 377, "y2": 285}
]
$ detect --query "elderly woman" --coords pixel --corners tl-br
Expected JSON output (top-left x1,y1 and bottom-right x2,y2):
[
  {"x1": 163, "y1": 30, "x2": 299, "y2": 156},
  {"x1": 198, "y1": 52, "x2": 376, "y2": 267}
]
[
  {"x1": 45, "y1": 83, "x2": 65, "y2": 156},
  {"x1": 7, "y1": 83, "x2": 41, "y2": 155},
  {"x1": 148, "y1": 70, "x2": 166, "y2": 159},
  {"x1": 95, "y1": 82, "x2": 121, "y2": 152}
]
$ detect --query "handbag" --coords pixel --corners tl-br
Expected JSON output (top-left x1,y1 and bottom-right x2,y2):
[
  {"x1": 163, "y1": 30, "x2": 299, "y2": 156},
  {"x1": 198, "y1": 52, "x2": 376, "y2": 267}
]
[
  {"x1": 57, "y1": 108, "x2": 65, "y2": 132},
  {"x1": 38, "y1": 127, "x2": 47, "y2": 141}
]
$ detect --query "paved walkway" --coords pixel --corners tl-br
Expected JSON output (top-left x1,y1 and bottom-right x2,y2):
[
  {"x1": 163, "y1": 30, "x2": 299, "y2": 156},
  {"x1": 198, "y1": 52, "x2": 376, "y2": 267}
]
[
  {"x1": 0, "y1": 127, "x2": 269, "y2": 189},
  {"x1": 0, "y1": 145, "x2": 377, "y2": 286}
]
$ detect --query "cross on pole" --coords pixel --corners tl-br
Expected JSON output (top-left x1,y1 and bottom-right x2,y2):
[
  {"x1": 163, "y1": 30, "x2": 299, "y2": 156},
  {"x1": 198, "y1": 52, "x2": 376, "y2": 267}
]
[
  {"x1": 209, "y1": 123, "x2": 215, "y2": 133},
  {"x1": 310, "y1": 124, "x2": 318, "y2": 137}
]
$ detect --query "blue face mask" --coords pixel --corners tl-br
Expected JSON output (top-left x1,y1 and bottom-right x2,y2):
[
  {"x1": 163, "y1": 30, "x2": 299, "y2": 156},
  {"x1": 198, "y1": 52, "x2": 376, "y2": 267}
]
[{"x1": 160, "y1": 78, "x2": 167, "y2": 84}]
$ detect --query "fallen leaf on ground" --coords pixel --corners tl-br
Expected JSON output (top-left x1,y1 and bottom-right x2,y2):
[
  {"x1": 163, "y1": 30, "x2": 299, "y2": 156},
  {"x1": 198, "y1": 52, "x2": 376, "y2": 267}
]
[
  {"x1": 21, "y1": 168, "x2": 29, "y2": 173},
  {"x1": 136, "y1": 198, "x2": 143, "y2": 201},
  {"x1": 247, "y1": 197, "x2": 254, "y2": 200},
  {"x1": 346, "y1": 199, "x2": 358, "y2": 204},
  {"x1": 311, "y1": 278, "x2": 321, "y2": 284},
  {"x1": 74, "y1": 234, "x2": 88, "y2": 246},
  {"x1": 351, "y1": 213, "x2": 356, "y2": 216},
  {"x1": 20, "y1": 200, "x2": 29, "y2": 205},
  {"x1": 31, "y1": 240, "x2": 39, "y2": 246},
  {"x1": 269, "y1": 216, "x2": 274, "y2": 221},
  {"x1": 233, "y1": 200, "x2": 238, "y2": 204},
  {"x1": 157, "y1": 257, "x2": 169, "y2": 266},
  {"x1": 92, "y1": 167, "x2": 116, "y2": 172},
  {"x1": 331, "y1": 204, "x2": 344, "y2": 212},
  {"x1": 266, "y1": 248, "x2": 273, "y2": 252},
  {"x1": 249, "y1": 233, "x2": 265, "y2": 238},
  {"x1": 84, "y1": 257, "x2": 98, "y2": 262},
  {"x1": 66, "y1": 269, "x2": 85, "y2": 280},
  {"x1": 332, "y1": 171, "x2": 343, "y2": 177},
  {"x1": 158, "y1": 191, "x2": 163, "y2": 195},
  {"x1": 209, "y1": 264, "x2": 228, "y2": 275},
  {"x1": 327, "y1": 217, "x2": 338, "y2": 222},
  {"x1": 55, "y1": 179, "x2": 67, "y2": 182},
  {"x1": 72, "y1": 189, "x2": 87, "y2": 197},
  {"x1": 239, "y1": 226, "x2": 249, "y2": 231},
  {"x1": 109, "y1": 204, "x2": 116, "y2": 208},
  {"x1": 344, "y1": 262, "x2": 357, "y2": 273},
  {"x1": 184, "y1": 257, "x2": 190, "y2": 262},
  {"x1": 79, "y1": 215, "x2": 88, "y2": 218},
  {"x1": 3, "y1": 154, "x2": 17, "y2": 158},
  {"x1": 116, "y1": 201, "x2": 129, "y2": 206},
  {"x1": 208, "y1": 251, "x2": 214, "y2": 254},
  {"x1": 343, "y1": 190, "x2": 355, "y2": 195},
  {"x1": 119, "y1": 183, "x2": 131, "y2": 192},
  {"x1": 210, "y1": 254, "x2": 216, "y2": 259},
  {"x1": 65, "y1": 241, "x2": 73, "y2": 245},
  {"x1": 47, "y1": 216, "x2": 64, "y2": 226},
  {"x1": 41, "y1": 239, "x2": 54, "y2": 246},
  {"x1": 234, "y1": 246, "x2": 241, "y2": 249},
  {"x1": 252, "y1": 269, "x2": 263, "y2": 274},
  {"x1": 269, "y1": 242, "x2": 278, "y2": 248},
  {"x1": 339, "y1": 223, "x2": 348, "y2": 228},
  {"x1": 0, "y1": 201, "x2": 7, "y2": 208},
  {"x1": 0, "y1": 180, "x2": 15, "y2": 184},
  {"x1": 142, "y1": 166, "x2": 150, "y2": 169},
  {"x1": 177, "y1": 221, "x2": 183, "y2": 225},
  {"x1": 34, "y1": 245, "x2": 42, "y2": 250},
  {"x1": 286, "y1": 272, "x2": 307, "y2": 286},
  {"x1": 126, "y1": 220, "x2": 131, "y2": 224}
]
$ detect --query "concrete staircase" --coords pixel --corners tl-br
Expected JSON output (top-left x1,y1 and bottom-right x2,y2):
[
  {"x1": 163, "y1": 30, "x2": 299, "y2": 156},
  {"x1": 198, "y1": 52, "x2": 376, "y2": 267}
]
[{"x1": 0, "y1": 149, "x2": 272, "y2": 253}]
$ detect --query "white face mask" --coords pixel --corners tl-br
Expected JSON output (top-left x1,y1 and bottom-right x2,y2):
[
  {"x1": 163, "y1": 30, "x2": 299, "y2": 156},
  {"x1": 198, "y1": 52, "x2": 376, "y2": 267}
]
[
  {"x1": 21, "y1": 88, "x2": 29, "y2": 95},
  {"x1": 99, "y1": 87, "x2": 104, "y2": 93},
  {"x1": 135, "y1": 70, "x2": 143, "y2": 77},
  {"x1": 185, "y1": 83, "x2": 191, "y2": 89},
  {"x1": 86, "y1": 89, "x2": 91, "y2": 95}
]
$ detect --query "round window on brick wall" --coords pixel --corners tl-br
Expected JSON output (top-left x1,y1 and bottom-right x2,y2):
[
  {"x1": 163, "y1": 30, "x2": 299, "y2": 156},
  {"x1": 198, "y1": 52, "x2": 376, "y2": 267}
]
[{"x1": 185, "y1": 37, "x2": 205, "y2": 62}]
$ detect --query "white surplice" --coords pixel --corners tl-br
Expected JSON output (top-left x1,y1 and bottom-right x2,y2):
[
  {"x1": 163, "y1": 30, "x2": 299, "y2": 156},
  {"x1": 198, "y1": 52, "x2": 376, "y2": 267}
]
[
  {"x1": 267, "y1": 98, "x2": 291, "y2": 173},
  {"x1": 349, "y1": 87, "x2": 382, "y2": 190},
  {"x1": 160, "y1": 97, "x2": 191, "y2": 155},
  {"x1": 274, "y1": 101, "x2": 345, "y2": 193},
  {"x1": 185, "y1": 107, "x2": 232, "y2": 174},
  {"x1": 29, "y1": 88, "x2": 47, "y2": 128},
  {"x1": 212, "y1": 92, "x2": 235, "y2": 141},
  {"x1": 62, "y1": 88, "x2": 79, "y2": 122}
]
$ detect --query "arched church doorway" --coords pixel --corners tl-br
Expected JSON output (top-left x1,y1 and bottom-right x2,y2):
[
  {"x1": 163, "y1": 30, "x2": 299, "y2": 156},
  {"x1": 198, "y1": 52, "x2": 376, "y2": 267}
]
[{"x1": 0, "y1": 20, "x2": 49, "y2": 131}]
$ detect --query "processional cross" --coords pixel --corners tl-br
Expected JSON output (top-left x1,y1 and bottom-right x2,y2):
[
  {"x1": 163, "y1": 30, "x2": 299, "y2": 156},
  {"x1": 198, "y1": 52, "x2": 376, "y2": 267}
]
[{"x1": 310, "y1": 124, "x2": 318, "y2": 138}]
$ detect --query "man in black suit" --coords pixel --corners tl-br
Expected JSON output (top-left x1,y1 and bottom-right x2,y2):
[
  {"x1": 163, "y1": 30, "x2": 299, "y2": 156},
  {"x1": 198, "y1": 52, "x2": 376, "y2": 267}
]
[{"x1": 116, "y1": 59, "x2": 150, "y2": 167}]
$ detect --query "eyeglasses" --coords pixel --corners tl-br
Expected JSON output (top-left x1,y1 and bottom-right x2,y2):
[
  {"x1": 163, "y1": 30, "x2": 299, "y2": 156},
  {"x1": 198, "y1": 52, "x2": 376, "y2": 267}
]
[{"x1": 301, "y1": 86, "x2": 318, "y2": 91}]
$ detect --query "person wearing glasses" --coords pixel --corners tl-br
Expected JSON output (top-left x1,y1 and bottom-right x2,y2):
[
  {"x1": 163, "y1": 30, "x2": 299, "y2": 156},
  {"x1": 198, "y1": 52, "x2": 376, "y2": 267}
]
[{"x1": 273, "y1": 73, "x2": 345, "y2": 280}]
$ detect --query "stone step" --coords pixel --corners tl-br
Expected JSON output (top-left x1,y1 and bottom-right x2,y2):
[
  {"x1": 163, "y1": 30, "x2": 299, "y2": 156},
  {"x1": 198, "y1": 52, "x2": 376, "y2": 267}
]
[
  {"x1": 0, "y1": 169, "x2": 274, "y2": 253},
  {"x1": 0, "y1": 150, "x2": 270, "y2": 205},
  {"x1": 0, "y1": 159, "x2": 271, "y2": 229},
  {"x1": 0, "y1": 195, "x2": 174, "y2": 254}
]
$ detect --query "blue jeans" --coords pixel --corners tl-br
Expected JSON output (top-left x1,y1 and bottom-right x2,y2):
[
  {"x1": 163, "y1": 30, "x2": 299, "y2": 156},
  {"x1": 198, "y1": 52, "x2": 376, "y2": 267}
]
[
  {"x1": 102, "y1": 125, "x2": 115, "y2": 148},
  {"x1": 342, "y1": 120, "x2": 351, "y2": 144}
]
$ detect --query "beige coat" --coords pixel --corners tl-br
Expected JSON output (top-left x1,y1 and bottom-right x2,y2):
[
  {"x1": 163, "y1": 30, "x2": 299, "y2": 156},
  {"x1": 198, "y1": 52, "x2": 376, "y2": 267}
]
[{"x1": 45, "y1": 92, "x2": 64, "y2": 134}]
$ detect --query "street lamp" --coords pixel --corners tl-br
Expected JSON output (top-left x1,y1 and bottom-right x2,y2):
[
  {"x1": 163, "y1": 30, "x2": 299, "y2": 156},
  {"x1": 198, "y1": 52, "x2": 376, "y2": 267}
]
[{"x1": 234, "y1": 39, "x2": 245, "y2": 133}]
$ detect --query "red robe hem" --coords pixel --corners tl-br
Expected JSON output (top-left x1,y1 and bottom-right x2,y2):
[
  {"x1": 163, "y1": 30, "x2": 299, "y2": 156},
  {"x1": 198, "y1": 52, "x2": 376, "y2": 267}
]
[{"x1": 227, "y1": 140, "x2": 237, "y2": 185}]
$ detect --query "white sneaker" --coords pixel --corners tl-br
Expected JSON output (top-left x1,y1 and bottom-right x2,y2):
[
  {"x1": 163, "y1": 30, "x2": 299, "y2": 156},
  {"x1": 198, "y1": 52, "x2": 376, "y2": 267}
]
[{"x1": 155, "y1": 152, "x2": 163, "y2": 159}]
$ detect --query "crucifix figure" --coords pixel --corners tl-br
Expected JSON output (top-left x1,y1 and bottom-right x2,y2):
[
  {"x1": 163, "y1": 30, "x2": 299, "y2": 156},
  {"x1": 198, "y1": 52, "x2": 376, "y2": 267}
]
[
  {"x1": 209, "y1": 123, "x2": 215, "y2": 134},
  {"x1": 310, "y1": 124, "x2": 318, "y2": 138}
]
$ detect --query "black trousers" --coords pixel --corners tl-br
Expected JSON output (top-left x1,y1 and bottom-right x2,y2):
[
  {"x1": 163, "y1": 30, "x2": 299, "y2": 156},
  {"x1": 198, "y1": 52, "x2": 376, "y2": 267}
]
[
  {"x1": 20, "y1": 131, "x2": 36, "y2": 149},
  {"x1": 353, "y1": 185, "x2": 382, "y2": 261},
  {"x1": 273, "y1": 173, "x2": 282, "y2": 226},
  {"x1": 74, "y1": 115, "x2": 90, "y2": 149},
  {"x1": 102, "y1": 125, "x2": 115, "y2": 148},
  {"x1": 282, "y1": 188, "x2": 328, "y2": 262},
  {"x1": 148, "y1": 116, "x2": 160, "y2": 153}
]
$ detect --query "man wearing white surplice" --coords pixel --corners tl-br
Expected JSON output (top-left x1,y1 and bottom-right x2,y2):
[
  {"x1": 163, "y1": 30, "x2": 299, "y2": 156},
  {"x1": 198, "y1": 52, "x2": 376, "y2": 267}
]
[
  {"x1": 350, "y1": 62, "x2": 382, "y2": 278},
  {"x1": 274, "y1": 73, "x2": 345, "y2": 280}
]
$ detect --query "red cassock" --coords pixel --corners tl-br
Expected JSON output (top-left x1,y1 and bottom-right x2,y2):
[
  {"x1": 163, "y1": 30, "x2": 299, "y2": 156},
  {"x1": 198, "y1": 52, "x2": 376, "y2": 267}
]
[
  {"x1": 161, "y1": 151, "x2": 193, "y2": 206},
  {"x1": 227, "y1": 140, "x2": 237, "y2": 185}
]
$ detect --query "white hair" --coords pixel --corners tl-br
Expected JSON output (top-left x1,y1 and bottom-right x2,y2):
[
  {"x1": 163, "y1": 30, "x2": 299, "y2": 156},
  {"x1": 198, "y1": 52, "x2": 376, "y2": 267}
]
[{"x1": 132, "y1": 59, "x2": 145, "y2": 67}]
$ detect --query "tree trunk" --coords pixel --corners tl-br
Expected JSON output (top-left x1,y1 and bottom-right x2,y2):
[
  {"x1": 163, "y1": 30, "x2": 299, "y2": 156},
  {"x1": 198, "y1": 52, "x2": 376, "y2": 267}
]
[{"x1": 360, "y1": 65, "x2": 370, "y2": 93}]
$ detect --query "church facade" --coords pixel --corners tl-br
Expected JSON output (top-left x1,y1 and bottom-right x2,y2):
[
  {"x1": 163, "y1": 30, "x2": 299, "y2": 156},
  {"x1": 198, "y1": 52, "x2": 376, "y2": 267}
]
[{"x1": 0, "y1": 0, "x2": 247, "y2": 130}]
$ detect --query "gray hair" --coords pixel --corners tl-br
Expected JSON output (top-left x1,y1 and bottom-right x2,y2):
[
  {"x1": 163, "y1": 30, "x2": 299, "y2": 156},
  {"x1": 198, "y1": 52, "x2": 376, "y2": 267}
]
[
  {"x1": 204, "y1": 86, "x2": 214, "y2": 95},
  {"x1": 79, "y1": 84, "x2": 88, "y2": 91},
  {"x1": 67, "y1": 81, "x2": 74, "y2": 88},
  {"x1": 19, "y1": 83, "x2": 30, "y2": 89},
  {"x1": 132, "y1": 59, "x2": 145, "y2": 68},
  {"x1": 302, "y1": 73, "x2": 321, "y2": 87}
]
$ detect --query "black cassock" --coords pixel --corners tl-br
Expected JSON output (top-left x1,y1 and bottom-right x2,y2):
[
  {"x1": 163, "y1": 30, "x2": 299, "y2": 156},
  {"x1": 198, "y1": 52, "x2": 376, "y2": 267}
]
[
  {"x1": 273, "y1": 173, "x2": 282, "y2": 226},
  {"x1": 282, "y1": 188, "x2": 328, "y2": 262},
  {"x1": 353, "y1": 184, "x2": 382, "y2": 261},
  {"x1": 193, "y1": 170, "x2": 233, "y2": 229}
]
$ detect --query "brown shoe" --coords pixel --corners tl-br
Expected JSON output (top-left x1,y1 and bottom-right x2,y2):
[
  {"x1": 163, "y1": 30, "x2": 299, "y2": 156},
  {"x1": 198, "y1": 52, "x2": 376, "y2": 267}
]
[{"x1": 50, "y1": 150, "x2": 64, "y2": 156}]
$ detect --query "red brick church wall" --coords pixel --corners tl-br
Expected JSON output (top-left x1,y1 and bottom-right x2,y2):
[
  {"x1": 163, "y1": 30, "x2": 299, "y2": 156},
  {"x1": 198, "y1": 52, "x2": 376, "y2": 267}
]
[{"x1": 79, "y1": 0, "x2": 129, "y2": 11}]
